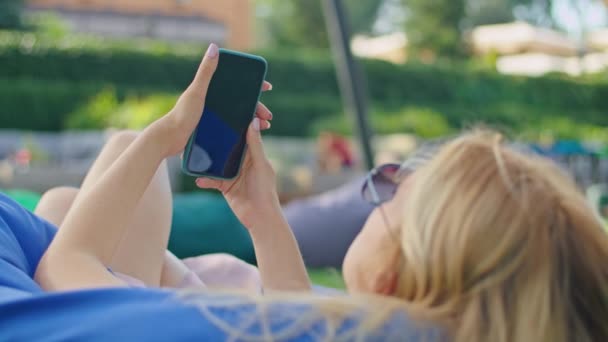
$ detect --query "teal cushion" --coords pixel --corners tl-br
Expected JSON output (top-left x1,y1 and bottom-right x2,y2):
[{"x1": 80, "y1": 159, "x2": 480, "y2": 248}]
[
  {"x1": 1, "y1": 189, "x2": 256, "y2": 263},
  {"x1": 169, "y1": 193, "x2": 255, "y2": 264},
  {"x1": 2, "y1": 190, "x2": 41, "y2": 212}
]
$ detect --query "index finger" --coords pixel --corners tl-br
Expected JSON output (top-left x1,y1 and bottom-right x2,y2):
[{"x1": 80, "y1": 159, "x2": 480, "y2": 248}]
[{"x1": 262, "y1": 81, "x2": 273, "y2": 92}]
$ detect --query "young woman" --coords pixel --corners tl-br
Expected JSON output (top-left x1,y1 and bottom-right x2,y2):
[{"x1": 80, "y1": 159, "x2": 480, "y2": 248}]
[
  {"x1": 35, "y1": 43, "x2": 608, "y2": 341},
  {"x1": 342, "y1": 131, "x2": 608, "y2": 341}
]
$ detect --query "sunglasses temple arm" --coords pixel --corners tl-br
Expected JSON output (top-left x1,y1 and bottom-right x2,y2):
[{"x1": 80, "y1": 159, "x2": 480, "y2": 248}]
[{"x1": 366, "y1": 174, "x2": 382, "y2": 205}]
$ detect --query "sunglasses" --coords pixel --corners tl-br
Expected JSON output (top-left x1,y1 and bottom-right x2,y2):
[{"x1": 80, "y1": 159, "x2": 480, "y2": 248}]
[{"x1": 361, "y1": 163, "x2": 412, "y2": 206}]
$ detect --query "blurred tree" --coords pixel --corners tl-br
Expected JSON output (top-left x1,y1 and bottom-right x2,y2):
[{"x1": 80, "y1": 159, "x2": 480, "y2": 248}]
[
  {"x1": 464, "y1": 0, "x2": 519, "y2": 27},
  {"x1": 257, "y1": 0, "x2": 596, "y2": 55},
  {"x1": 267, "y1": 0, "x2": 328, "y2": 48},
  {"x1": 403, "y1": 0, "x2": 467, "y2": 59},
  {"x1": 0, "y1": 0, "x2": 23, "y2": 29},
  {"x1": 512, "y1": 0, "x2": 555, "y2": 27},
  {"x1": 403, "y1": 0, "x2": 563, "y2": 60},
  {"x1": 257, "y1": 0, "x2": 384, "y2": 48},
  {"x1": 346, "y1": 0, "x2": 385, "y2": 33}
]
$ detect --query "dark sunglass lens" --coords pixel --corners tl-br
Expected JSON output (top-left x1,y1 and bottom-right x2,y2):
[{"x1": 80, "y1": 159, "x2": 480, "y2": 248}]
[
  {"x1": 378, "y1": 164, "x2": 400, "y2": 182},
  {"x1": 372, "y1": 177, "x2": 398, "y2": 203}
]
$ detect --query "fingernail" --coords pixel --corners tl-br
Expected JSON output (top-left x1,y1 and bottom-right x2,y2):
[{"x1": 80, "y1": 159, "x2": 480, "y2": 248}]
[
  {"x1": 268, "y1": 83, "x2": 273, "y2": 91},
  {"x1": 206, "y1": 43, "x2": 218, "y2": 59},
  {"x1": 252, "y1": 118, "x2": 261, "y2": 131}
]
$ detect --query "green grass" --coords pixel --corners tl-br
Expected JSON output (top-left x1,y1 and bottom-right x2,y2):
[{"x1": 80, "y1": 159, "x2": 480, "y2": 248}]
[{"x1": 308, "y1": 268, "x2": 345, "y2": 289}]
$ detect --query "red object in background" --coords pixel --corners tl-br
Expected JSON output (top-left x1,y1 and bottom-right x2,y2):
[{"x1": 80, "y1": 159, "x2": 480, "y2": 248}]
[
  {"x1": 330, "y1": 136, "x2": 354, "y2": 167},
  {"x1": 14, "y1": 149, "x2": 31, "y2": 167}
]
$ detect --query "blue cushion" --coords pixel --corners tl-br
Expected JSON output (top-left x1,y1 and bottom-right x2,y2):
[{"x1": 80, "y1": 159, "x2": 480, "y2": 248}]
[
  {"x1": 0, "y1": 289, "x2": 216, "y2": 340},
  {"x1": 0, "y1": 193, "x2": 56, "y2": 302},
  {"x1": 0, "y1": 193, "x2": 440, "y2": 340},
  {"x1": 0, "y1": 288, "x2": 440, "y2": 341}
]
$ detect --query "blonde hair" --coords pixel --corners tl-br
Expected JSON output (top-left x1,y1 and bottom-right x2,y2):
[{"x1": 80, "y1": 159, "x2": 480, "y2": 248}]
[
  {"x1": 179, "y1": 131, "x2": 608, "y2": 341},
  {"x1": 395, "y1": 131, "x2": 608, "y2": 341}
]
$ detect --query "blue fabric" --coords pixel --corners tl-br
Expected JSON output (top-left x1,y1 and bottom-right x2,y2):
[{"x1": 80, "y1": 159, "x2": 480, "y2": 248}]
[
  {"x1": 175, "y1": 291, "x2": 441, "y2": 341},
  {"x1": 0, "y1": 192, "x2": 439, "y2": 341},
  {"x1": 0, "y1": 193, "x2": 56, "y2": 303},
  {"x1": 1, "y1": 288, "x2": 440, "y2": 341},
  {"x1": 0, "y1": 289, "x2": 215, "y2": 341}
]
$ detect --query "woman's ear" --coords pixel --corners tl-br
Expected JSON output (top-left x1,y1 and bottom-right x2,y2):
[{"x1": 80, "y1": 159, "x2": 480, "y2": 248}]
[
  {"x1": 374, "y1": 270, "x2": 398, "y2": 296},
  {"x1": 372, "y1": 250, "x2": 401, "y2": 296}
]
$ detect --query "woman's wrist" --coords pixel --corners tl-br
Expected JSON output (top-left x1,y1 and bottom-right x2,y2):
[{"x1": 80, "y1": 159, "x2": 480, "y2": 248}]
[
  {"x1": 248, "y1": 202, "x2": 288, "y2": 236},
  {"x1": 247, "y1": 204, "x2": 311, "y2": 292}
]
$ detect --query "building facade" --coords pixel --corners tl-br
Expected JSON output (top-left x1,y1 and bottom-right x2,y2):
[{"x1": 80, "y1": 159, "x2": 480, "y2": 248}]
[{"x1": 27, "y1": 0, "x2": 253, "y2": 50}]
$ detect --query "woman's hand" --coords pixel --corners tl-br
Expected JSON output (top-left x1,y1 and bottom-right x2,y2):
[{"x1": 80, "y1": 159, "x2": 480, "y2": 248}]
[
  {"x1": 195, "y1": 118, "x2": 280, "y2": 231},
  {"x1": 195, "y1": 118, "x2": 313, "y2": 293},
  {"x1": 156, "y1": 43, "x2": 279, "y2": 231},
  {"x1": 153, "y1": 43, "x2": 273, "y2": 157}
]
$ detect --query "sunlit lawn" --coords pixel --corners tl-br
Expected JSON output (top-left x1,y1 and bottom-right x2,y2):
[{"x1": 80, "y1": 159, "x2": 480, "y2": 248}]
[{"x1": 308, "y1": 268, "x2": 345, "y2": 290}]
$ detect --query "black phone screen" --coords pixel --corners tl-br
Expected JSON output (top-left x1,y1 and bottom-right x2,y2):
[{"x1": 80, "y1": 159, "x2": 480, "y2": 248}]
[{"x1": 184, "y1": 51, "x2": 266, "y2": 179}]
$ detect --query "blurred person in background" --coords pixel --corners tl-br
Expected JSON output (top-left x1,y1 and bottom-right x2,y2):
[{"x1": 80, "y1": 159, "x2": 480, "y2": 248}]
[{"x1": 317, "y1": 131, "x2": 355, "y2": 173}]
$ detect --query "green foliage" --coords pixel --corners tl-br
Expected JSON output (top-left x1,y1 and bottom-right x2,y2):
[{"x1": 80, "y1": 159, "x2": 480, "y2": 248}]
[
  {"x1": 344, "y1": 0, "x2": 385, "y2": 34},
  {"x1": 312, "y1": 103, "x2": 608, "y2": 142},
  {"x1": 66, "y1": 87, "x2": 120, "y2": 129},
  {"x1": 0, "y1": 28, "x2": 607, "y2": 142},
  {"x1": 25, "y1": 12, "x2": 70, "y2": 39},
  {"x1": 0, "y1": 78, "x2": 100, "y2": 131},
  {"x1": 111, "y1": 94, "x2": 176, "y2": 129},
  {"x1": 308, "y1": 268, "x2": 345, "y2": 289},
  {"x1": 403, "y1": 0, "x2": 563, "y2": 59},
  {"x1": 404, "y1": 0, "x2": 467, "y2": 59},
  {"x1": 0, "y1": 0, "x2": 23, "y2": 29},
  {"x1": 464, "y1": 0, "x2": 513, "y2": 27},
  {"x1": 520, "y1": 116, "x2": 608, "y2": 143},
  {"x1": 312, "y1": 106, "x2": 453, "y2": 138},
  {"x1": 258, "y1": 0, "x2": 329, "y2": 48},
  {"x1": 257, "y1": 0, "x2": 383, "y2": 48},
  {"x1": 262, "y1": 95, "x2": 342, "y2": 136},
  {"x1": 67, "y1": 87, "x2": 177, "y2": 130},
  {"x1": 513, "y1": 0, "x2": 557, "y2": 28},
  {"x1": 375, "y1": 108, "x2": 453, "y2": 138}
]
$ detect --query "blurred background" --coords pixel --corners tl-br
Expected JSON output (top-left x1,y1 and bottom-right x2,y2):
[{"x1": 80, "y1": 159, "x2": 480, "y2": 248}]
[{"x1": 0, "y1": 0, "x2": 607, "y2": 221}]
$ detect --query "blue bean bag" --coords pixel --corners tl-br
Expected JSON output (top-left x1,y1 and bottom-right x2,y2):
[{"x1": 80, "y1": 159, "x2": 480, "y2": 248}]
[
  {"x1": 1, "y1": 189, "x2": 41, "y2": 212},
  {"x1": 0, "y1": 192, "x2": 440, "y2": 340}
]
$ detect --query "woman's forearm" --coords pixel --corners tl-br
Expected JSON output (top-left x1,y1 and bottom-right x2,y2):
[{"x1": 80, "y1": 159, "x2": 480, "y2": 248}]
[
  {"x1": 250, "y1": 211, "x2": 311, "y2": 292},
  {"x1": 42, "y1": 125, "x2": 164, "y2": 289}
]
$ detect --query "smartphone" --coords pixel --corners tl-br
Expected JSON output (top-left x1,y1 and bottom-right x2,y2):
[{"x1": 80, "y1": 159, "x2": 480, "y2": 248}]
[{"x1": 182, "y1": 49, "x2": 268, "y2": 179}]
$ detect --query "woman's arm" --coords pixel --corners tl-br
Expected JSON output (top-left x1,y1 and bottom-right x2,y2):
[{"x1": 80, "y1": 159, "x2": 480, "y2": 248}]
[
  {"x1": 196, "y1": 120, "x2": 311, "y2": 292},
  {"x1": 35, "y1": 45, "x2": 221, "y2": 291},
  {"x1": 249, "y1": 211, "x2": 311, "y2": 292}
]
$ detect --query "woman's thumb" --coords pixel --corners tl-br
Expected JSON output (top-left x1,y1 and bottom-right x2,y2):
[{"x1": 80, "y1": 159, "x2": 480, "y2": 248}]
[{"x1": 189, "y1": 43, "x2": 219, "y2": 95}]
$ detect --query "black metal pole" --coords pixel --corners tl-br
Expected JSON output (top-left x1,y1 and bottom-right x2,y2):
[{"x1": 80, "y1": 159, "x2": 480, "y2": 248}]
[{"x1": 321, "y1": 0, "x2": 375, "y2": 170}]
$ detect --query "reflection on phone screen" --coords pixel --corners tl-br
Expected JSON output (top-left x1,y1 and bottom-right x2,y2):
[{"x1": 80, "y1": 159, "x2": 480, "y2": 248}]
[{"x1": 188, "y1": 108, "x2": 239, "y2": 175}]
